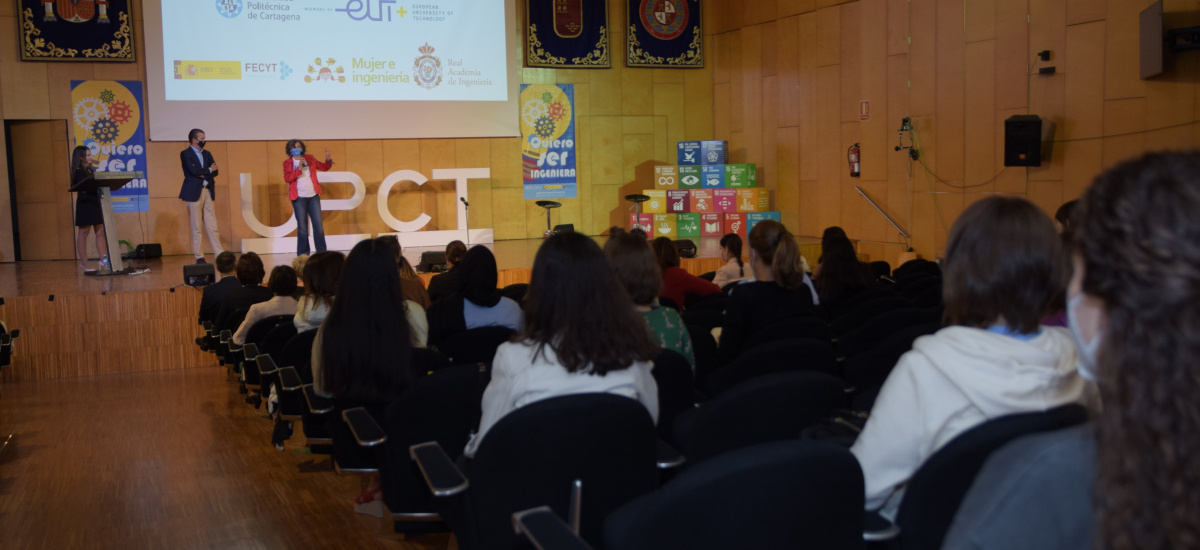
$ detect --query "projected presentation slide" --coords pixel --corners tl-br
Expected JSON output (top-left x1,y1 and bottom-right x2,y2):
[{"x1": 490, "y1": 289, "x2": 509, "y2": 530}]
[{"x1": 161, "y1": 0, "x2": 507, "y2": 102}]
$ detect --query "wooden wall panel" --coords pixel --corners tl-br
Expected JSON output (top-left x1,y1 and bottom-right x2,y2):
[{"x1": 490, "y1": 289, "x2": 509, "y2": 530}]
[
  {"x1": 964, "y1": 41, "x2": 997, "y2": 190},
  {"x1": 709, "y1": 0, "x2": 1198, "y2": 262},
  {"x1": 996, "y1": 1, "x2": 1030, "y2": 111},
  {"x1": 1067, "y1": 0, "x2": 1105, "y2": 24},
  {"x1": 1028, "y1": 0, "x2": 1067, "y2": 183},
  {"x1": 1064, "y1": 22, "x2": 1106, "y2": 140}
]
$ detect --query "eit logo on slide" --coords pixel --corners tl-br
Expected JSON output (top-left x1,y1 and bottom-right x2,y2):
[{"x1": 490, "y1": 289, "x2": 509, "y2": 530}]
[{"x1": 216, "y1": 0, "x2": 243, "y2": 18}]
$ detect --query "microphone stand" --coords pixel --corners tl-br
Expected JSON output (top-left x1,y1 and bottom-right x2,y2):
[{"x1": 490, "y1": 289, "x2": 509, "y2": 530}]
[{"x1": 460, "y1": 197, "x2": 471, "y2": 248}]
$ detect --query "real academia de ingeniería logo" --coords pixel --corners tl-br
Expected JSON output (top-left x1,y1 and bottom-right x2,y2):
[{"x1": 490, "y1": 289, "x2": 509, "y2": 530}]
[
  {"x1": 413, "y1": 43, "x2": 442, "y2": 90},
  {"x1": 216, "y1": 0, "x2": 243, "y2": 18}
]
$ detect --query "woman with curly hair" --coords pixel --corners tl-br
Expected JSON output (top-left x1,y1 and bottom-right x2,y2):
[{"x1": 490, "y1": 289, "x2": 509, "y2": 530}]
[{"x1": 943, "y1": 152, "x2": 1200, "y2": 550}]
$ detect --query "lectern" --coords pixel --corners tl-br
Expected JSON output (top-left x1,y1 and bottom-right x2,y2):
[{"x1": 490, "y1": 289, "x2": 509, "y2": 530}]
[{"x1": 69, "y1": 171, "x2": 144, "y2": 276}]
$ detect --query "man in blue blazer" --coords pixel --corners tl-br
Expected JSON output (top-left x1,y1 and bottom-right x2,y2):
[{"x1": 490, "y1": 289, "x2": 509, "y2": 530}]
[{"x1": 180, "y1": 128, "x2": 225, "y2": 262}]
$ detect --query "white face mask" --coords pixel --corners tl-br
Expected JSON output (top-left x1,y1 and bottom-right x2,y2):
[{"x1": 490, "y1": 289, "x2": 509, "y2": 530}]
[{"x1": 1066, "y1": 293, "x2": 1103, "y2": 381}]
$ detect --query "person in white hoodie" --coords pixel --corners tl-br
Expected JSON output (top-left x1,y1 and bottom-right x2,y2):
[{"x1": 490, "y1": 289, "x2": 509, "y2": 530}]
[{"x1": 850, "y1": 196, "x2": 1088, "y2": 520}]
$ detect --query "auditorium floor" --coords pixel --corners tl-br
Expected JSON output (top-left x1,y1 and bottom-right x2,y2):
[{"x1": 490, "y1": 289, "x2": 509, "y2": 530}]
[{"x1": 0, "y1": 363, "x2": 456, "y2": 550}]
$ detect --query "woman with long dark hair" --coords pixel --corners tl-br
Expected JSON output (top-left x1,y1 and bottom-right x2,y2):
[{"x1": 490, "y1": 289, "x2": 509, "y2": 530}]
[
  {"x1": 70, "y1": 145, "x2": 108, "y2": 272},
  {"x1": 813, "y1": 231, "x2": 873, "y2": 318},
  {"x1": 311, "y1": 238, "x2": 414, "y2": 401},
  {"x1": 717, "y1": 220, "x2": 815, "y2": 364},
  {"x1": 464, "y1": 231, "x2": 659, "y2": 457},
  {"x1": 426, "y1": 245, "x2": 523, "y2": 347},
  {"x1": 944, "y1": 152, "x2": 1200, "y2": 550}
]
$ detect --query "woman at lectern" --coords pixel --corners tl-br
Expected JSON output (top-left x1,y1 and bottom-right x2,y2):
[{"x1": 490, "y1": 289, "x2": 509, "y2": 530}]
[
  {"x1": 282, "y1": 139, "x2": 334, "y2": 256},
  {"x1": 71, "y1": 145, "x2": 108, "y2": 272}
]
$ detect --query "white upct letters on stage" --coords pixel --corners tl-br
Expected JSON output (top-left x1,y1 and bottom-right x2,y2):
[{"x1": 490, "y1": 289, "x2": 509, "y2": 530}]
[{"x1": 239, "y1": 168, "x2": 493, "y2": 253}]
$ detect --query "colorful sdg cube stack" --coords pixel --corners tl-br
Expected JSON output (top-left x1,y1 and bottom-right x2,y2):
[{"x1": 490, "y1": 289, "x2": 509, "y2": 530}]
[{"x1": 630, "y1": 140, "x2": 781, "y2": 241}]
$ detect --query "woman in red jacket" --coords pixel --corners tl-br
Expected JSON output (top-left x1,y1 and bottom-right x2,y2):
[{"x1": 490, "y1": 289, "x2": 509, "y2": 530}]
[
  {"x1": 283, "y1": 139, "x2": 334, "y2": 255},
  {"x1": 651, "y1": 236, "x2": 721, "y2": 310}
]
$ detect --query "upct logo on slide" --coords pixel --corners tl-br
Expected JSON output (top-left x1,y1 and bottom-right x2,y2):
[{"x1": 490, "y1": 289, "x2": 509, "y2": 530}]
[
  {"x1": 216, "y1": 0, "x2": 243, "y2": 18},
  {"x1": 305, "y1": 58, "x2": 346, "y2": 83},
  {"x1": 413, "y1": 43, "x2": 442, "y2": 89}
]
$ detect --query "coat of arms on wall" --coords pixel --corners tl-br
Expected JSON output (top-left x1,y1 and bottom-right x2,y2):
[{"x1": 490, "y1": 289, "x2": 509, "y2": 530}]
[
  {"x1": 627, "y1": 0, "x2": 702, "y2": 68},
  {"x1": 18, "y1": 0, "x2": 136, "y2": 62},
  {"x1": 526, "y1": 0, "x2": 609, "y2": 68}
]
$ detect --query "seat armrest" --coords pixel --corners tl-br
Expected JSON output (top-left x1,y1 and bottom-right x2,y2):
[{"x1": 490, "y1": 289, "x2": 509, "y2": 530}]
[
  {"x1": 409, "y1": 441, "x2": 469, "y2": 497},
  {"x1": 277, "y1": 366, "x2": 304, "y2": 391},
  {"x1": 219, "y1": 329, "x2": 232, "y2": 343},
  {"x1": 303, "y1": 384, "x2": 335, "y2": 415},
  {"x1": 342, "y1": 407, "x2": 387, "y2": 447},
  {"x1": 512, "y1": 506, "x2": 594, "y2": 550},
  {"x1": 257, "y1": 354, "x2": 278, "y2": 376},
  {"x1": 656, "y1": 439, "x2": 686, "y2": 470},
  {"x1": 863, "y1": 510, "x2": 901, "y2": 542},
  {"x1": 203, "y1": 321, "x2": 213, "y2": 332},
  {"x1": 242, "y1": 343, "x2": 259, "y2": 362}
]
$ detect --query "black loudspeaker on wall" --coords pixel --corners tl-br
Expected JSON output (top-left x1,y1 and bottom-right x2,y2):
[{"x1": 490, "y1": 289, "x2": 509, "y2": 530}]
[
  {"x1": 184, "y1": 263, "x2": 216, "y2": 287},
  {"x1": 1004, "y1": 115, "x2": 1043, "y2": 167},
  {"x1": 674, "y1": 239, "x2": 697, "y2": 259}
]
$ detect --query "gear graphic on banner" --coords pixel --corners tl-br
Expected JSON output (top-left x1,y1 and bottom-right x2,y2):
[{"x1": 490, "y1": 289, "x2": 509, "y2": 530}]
[{"x1": 91, "y1": 117, "x2": 119, "y2": 143}]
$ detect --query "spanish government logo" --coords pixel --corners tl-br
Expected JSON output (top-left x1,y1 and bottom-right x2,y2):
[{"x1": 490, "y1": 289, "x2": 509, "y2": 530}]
[
  {"x1": 639, "y1": 0, "x2": 688, "y2": 40},
  {"x1": 216, "y1": 0, "x2": 243, "y2": 18},
  {"x1": 305, "y1": 58, "x2": 345, "y2": 83},
  {"x1": 413, "y1": 43, "x2": 443, "y2": 90}
]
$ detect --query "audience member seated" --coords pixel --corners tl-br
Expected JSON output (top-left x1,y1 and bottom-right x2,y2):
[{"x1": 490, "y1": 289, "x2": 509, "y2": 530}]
[
  {"x1": 942, "y1": 152, "x2": 1200, "y2": 550},
  {"x1": 291, "y1": 253, "x2": 308, "y2": 282},
  {"x1": 814, "y1": 231, "x2": 874, "y2": 319},
  {"x1": 375, "y1": 235, "x2": 432, "y2": 310},
  {"x1": 1053, "y1": 199, "x2": 1079, "y2": 237},
  {"x1": 850, "y1": 196, "x2": 1088, "y2": 521},
  {"x1": 426, "y1": 240, "x2": 467, "y2": 303},
  {"x1": 717, "y1": 220, "x2": 815, "y2": 364},
  {"x1": 606, "y1": 231, "x2": 695, "y2": 369},
  {"x1": 427, "y1": 246, "x2": 523, "y2": 347},
  {"x1": 198, "y1": 251, "x2": 239, "y2": 326},
  {"x1": 652, "y1": 237, "x2": 721, "y2": 310},
  {"x1": 1041, "y1": 199, "x2": 1082, "y2": 328},
  {"x1": 294, "y1": 251, "x2": 343, "y2": 332},
  {"x1": 711, "y1": 233, "x2": 748, "y2": 289},
  {"x1": 398, "y1": 255, "x2": 432, "y2": 310},
  {"x1": 214, "y1": 252, "x2": 273, "y2": 330},
  {"x1": 463, "y1": 231, "x2": 659, "y2": 458},
  {"x1": 311, "y1": 237, "x2": 417, "y2": 512},
  {"x1": 232, "y1": 265, "x2": 299, "y2": 345}
]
